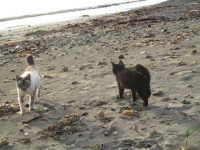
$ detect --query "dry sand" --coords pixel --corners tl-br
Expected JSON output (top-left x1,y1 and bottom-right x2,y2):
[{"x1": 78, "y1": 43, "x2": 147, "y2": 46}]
[{"x1": 0, "y1": 0, "x2": 200, "y2": 149}]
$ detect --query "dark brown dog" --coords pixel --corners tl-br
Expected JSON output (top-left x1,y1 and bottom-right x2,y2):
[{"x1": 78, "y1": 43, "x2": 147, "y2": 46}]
[{"x1": 111, "y1": 60, "x2": 151, "y2": 106}]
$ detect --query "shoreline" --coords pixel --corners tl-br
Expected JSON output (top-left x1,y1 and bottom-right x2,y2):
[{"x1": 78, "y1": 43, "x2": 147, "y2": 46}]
[
  {"x1": 0, "y1": 0, "x2": 200, "y2": 150},
  {"x1": 0, "y1": 0, "x2": 168, "y2": 31}
]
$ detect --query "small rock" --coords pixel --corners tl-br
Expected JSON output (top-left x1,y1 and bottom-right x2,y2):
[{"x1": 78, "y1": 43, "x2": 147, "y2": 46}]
[
  {"x1": 153, "y1": 91, "x2": 163, "y2": 96},
  {"x1": 145, "y1": 55, "x2": 152, "y2": 59},
  {"x1": 79, "y1": 106, "x2": 85, "y2": 110},
  {"x1": 24, "y1": 132, "x2": 29, "y2": 136},
  {"x1": 10, "y1": 69, "x2": 15, "y2": 72},
  {"x1": 0, "y1": 63, "x2": 4, "y2": 66},
  {"x1": 140, "y1": 51, "x2": 146, "y2": 54},
  {"x1": 111, "y1": 108, "x2": 115, "y2": 111},
  {"x1": 0, "y1": 55, "x2": 4, "y2": 58},
  {"x1": 169, "y1": 47, "x2": 180, "y2": 50},
  {"x1": 191, "y1": 50, "x2": 197, "y2": 55},
  {"x1": 62, "y1": 67, "x2": 68, "y2": 72},
  {"x1": 44, "y1": 107, "x2": 49, "y2": 111},
  {"x1": 98, "y1": 111, "x2": 105, "y2": 117},
  {"x1": 71, "y1": 81, "x2": 79, "y2": 85},
  {"x1": 118, "y1": 54, "x2": 124, "y2": 59},
  {"x1": 82, "y1": 112, "x2": 88, "y2": 116}
]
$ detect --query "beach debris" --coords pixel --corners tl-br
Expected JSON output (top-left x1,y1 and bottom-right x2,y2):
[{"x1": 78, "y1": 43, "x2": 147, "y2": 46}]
[
  {"x1": 82, "y1": 14, "x2": 90, "y2": 17},
  {"x1": 22, "y1": 115, "x2": 46, "y2": 124},
  {"x1": 3, "y1": 78, "x2": 15, "y2": 83},
  {"x1": 38, "y1": 114, "x2": 85, "y2": 140},
  {"x1": 18, "y1": 138, "x2": 31, "y2": 143},
  {"x1": 44, "y1": 66, "x2": 55, "y2": 71},
  {"x1": 89, "y1": 143, "x2": 101, "y2": 149},
  {"x1": 119, "y1": 106, "x2": 131, "y2": 113},
  {"x1": 123, "y1": 110, "x2": 134, "y2": 116},
  {"x1": 0, "y1": 139, "x2": 9, "y2": 147},
  {"x1": 43, "y1": 74, "x2": 53, "y2": 78},
  {"x1": 0, "y1": 103, "x2": 19, "y2": 115}
]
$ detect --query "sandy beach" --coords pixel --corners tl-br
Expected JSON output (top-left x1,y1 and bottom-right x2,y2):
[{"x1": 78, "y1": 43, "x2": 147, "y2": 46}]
[{"x1": 0, "y1": 0, "x2": 200, "y2": 149}]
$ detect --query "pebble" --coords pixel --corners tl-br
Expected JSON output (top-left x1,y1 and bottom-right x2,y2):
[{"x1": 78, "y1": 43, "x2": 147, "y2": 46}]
[
  {"x1": 169, "y1": 47, "x2": 180, "y2": 50},
  {"x1": 140, "y1": 51, "x2": 146, "y2": 54},
  {"x1": 98, "y1": 111, "x2": 105, "y2": 117},
  {"x1": 145, "y1": 55, "x2": 152, "y2": 59},
  {"x1": 82, "y1": 112, "x2": 88, "y2": 116},
  {"x1": 118, "y1": 54, "x2": 124, "y2": 59},
  {"x1": 71, "y1": 81, "x2": 79, "y2": 85},
  {"x1": 44, "y1": 107, "x2": 49, "y2": 111},
  {"x1": 0, "y1": 63, "x2": 4, "y2": 66},
  {"x1": 62, "y1": 66, "x2": 68, "y2": 72},
  {"x1": 191, "y1": 50, "x2": 197, "y2": 55},
  {"x1": 79, "y1": 106, "x2": 85, "y2": 110},
  {"x1": 24, "y1": 132, "x2": 29, "y2": 136},
  {"x1": 153, "y1": 90, "x2": 163, "y2": 96}
]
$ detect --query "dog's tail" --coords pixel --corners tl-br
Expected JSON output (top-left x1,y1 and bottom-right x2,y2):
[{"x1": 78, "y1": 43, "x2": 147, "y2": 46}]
[
  {"x1": 135, "y1": 64, "x2": 150, "y2": 83},
  {"x1": 26, "y1": 54, "x2": 35, "y2": 66}
]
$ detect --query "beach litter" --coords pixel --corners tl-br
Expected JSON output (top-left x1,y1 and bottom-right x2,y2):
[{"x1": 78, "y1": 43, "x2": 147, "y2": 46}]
[
  {"x1": 0, "y1": 103, "x2": 20, "y2": 115},
  {"x1": 37, "y1": 114, "x2": 85, "y2": 140}
]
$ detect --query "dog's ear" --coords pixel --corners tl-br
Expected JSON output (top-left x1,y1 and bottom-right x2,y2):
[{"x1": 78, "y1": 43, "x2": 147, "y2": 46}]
[{"x1": 119, "y1": 60, "x2": 124, "y2": 65}]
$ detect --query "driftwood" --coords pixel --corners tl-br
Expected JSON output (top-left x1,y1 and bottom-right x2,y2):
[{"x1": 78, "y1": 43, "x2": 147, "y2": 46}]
[
  {"x1": 22, "y1": 115, "x2": 42, "y2": 124},
  {"x1": 104, "y1": 121, "x2": 115, "y2": 136}
]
